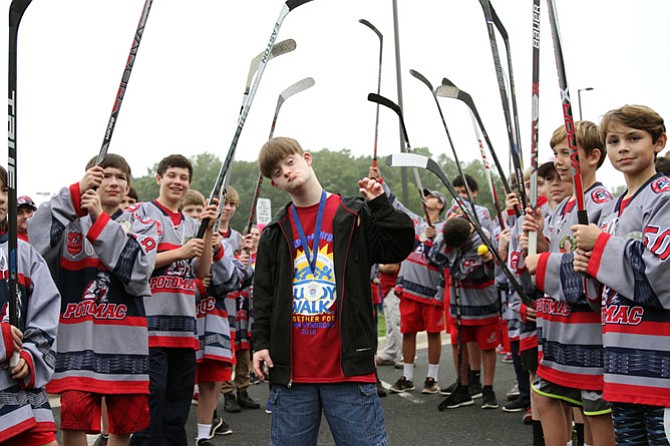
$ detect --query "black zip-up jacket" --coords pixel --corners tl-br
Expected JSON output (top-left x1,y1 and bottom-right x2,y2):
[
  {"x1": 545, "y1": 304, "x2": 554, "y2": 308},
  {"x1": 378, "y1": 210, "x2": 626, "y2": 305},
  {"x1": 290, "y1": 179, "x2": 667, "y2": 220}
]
[{"x1": 252, "y1": 193, "x2": 414, "y2": 386}]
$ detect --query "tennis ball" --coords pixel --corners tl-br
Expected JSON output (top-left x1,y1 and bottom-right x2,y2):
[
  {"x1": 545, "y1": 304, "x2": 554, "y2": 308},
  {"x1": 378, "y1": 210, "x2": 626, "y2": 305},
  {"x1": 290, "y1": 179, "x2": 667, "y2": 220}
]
[{"x1": 477, "y1": 244, "x2": 489, "y2": 256}]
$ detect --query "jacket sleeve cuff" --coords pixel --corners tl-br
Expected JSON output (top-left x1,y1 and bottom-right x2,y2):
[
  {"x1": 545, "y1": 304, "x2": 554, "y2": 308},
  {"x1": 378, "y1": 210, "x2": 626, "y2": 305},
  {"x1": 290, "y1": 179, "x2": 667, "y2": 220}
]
[
  {"x1": 535, "y1": 252, "x2": 551, "y2": 292},
  {"x1": 1, "y1": 322, "x2": 13, "y2": 360},
  {"x1": 86, "y1": 211, "x2": 111, "y2": 243},
  {"x1": 587, "y1": 232, "x2": 611, "y2": 278},
  {"x1": 195, "y1": 278, "x2": 208, "y2": 298},
  {"x1": 519, "y1": 303, "x2": 528, "y2": 323},
  {"x1": 213, "y1": 243, "x2": 224, "y2": 262},
  {"x1": 17, "y1": 350, "x2": 35, "y2": 389},
  {"x1": 70, "y1": 183, "x2": 86, "y2": 217}
]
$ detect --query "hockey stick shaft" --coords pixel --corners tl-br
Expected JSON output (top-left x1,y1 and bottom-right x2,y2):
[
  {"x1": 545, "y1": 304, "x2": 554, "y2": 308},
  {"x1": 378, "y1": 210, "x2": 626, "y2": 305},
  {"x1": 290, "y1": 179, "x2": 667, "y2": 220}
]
[
  {"x1": 528, "y1": 0, "x2": 541, "y2": 255},
  {"x1": 477, "y1": 0, "x2": 527, "y2": 211},
  {"x1": 359, "y1": 19, "x2": 383, "y2": 167},
  {"x1": 546, "y1": 0, "x2": 587, "y2": 224},
  {"x1": 368, "y1": 92, "x2": 432, "y2": 226},
  {"x1": 7, "y1": 0, "x2": 32, "y2": 367},
  {"x1": 97, "y1": 0, "x2": 154, "y2": 165},
  {"x1": 245, "y1": 77, "x2": 315, "y2": 235},
  {"x1": 386, "y1": 153, "x2": 533, "y2": 307},
  {"x1": 490, "y1": 2, "x2": 524, "y2": 169},
  {"x1": 199, "y1": 0, "x2": 313, "y2": 238},
  {"x1": 468, "y1": 111, "x2": 505, "y2": 229}
]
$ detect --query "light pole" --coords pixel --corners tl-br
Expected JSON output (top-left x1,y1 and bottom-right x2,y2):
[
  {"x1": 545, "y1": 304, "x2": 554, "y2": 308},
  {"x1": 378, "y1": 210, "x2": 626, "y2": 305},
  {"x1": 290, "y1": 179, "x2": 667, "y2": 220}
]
[{"x1": 577, "y1": 87, "x2": 594, "y2": 120}]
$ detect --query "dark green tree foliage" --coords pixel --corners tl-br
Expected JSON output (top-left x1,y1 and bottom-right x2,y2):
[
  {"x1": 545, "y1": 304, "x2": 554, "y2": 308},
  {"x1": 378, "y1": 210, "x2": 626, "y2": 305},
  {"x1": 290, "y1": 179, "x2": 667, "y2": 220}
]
[{"x1": 133, "y1": 149, "x2": 506, "y2": 231}]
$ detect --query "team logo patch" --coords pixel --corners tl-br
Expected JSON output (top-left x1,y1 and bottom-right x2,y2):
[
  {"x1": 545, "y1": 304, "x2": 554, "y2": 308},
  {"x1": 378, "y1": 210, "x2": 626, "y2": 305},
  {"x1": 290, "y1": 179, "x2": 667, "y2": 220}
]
[
  {"x1": 591, "y1": 188, "x2": 613, "y2": 204},
  {"x1": 651, "y1": 177, "x2": 670, "y2": 193},
  {"x1": 67, "y1": 231, "x2": 83, "y2": 256}
]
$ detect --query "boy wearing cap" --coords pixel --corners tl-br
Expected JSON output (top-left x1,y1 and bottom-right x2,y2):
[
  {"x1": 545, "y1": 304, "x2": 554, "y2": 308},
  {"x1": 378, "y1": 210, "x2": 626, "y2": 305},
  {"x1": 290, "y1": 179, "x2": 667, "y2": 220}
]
[
  {"x1": 17, "y1": 195, "x2": 36, "y2": 242},
  {"x1": 368, "y1": 167, "x2": 448, "y2": 395}
]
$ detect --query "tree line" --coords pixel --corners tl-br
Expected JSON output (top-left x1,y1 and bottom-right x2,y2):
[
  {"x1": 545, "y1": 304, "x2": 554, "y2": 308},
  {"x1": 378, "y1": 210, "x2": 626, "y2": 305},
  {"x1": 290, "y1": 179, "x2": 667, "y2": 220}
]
[{"x1": 132, "y1": 148, "x2": 507, "y2": 231}]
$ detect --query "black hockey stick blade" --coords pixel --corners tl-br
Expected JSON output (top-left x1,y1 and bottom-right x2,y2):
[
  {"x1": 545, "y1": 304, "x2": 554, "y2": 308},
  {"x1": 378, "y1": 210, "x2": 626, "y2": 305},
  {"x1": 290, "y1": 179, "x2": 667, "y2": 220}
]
[
  {"x1": 367, "y1": 93, "x2": 401, "y2": 117},
  {"x1": 409, "y1": 69, "x2": 433, "y2": 91},
  {"x1": 359, "y1": 18, "x2": 383, "y2": 40},
  {"x1": 286, "y1": 0, "x2": 314, "y2": 11}
]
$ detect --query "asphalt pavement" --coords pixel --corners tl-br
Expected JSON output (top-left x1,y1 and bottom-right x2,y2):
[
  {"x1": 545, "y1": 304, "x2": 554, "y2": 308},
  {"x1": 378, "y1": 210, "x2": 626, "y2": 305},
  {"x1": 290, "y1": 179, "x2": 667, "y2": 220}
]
[{"x1": 53, "y1": 335, "x2": 533, "y2": 445}]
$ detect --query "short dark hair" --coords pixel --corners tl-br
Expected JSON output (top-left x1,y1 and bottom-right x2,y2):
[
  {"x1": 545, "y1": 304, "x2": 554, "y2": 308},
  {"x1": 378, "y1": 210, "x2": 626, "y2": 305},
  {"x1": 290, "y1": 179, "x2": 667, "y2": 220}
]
[
  {"x1": 452, "y1": 173, "x2": 478, "y2": 193},
  {"x1": 127, "y1": 186, "x2": 139, "y2": 201},
  {"x1": 86, "y1": 153, "x2": 132, "y2": 183},
  {"x1": 157, "y1": 154, "x2": 193, "y2": 183},
  {"x1": 442, "y1": 217, "x2": 472, "y2": 248},
  {"x1": 656, "y1": 157, "x2": 670, "y2": 176}
]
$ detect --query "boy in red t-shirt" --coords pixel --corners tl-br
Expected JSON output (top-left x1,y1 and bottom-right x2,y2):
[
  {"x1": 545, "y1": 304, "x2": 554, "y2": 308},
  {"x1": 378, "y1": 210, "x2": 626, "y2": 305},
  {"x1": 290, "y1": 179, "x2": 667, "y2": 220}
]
[{"x1": 252, "y1": 137, "x2": 414, "y2": 445}]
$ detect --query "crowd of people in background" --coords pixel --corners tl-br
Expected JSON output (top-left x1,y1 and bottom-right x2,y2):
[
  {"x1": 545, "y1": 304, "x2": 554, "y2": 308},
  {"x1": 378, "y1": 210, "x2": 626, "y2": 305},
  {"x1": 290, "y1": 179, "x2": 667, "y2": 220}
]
[{"x1": 1, "y1": 104, "x2": 669, "y2": 446}]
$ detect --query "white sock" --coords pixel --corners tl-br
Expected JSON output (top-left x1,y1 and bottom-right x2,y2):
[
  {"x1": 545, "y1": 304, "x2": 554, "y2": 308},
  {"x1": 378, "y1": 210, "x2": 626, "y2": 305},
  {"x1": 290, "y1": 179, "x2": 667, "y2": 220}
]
[
  {"x1": 197, "y1": 423, "x2": 211, "y2": 440},
  {"x1": 565, "y1": 441, "x2": 572, "y2": 446},
  {"x1": 427, "y1": 364, "x2": 439, "y2": 380},
  {"x1": 403, "y1": 364, "x2": 414, "y2": 382}
]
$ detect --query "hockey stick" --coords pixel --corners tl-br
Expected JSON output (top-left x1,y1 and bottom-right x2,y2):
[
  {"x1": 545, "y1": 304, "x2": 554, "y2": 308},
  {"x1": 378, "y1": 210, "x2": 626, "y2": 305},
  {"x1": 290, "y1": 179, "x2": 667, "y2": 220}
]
[
  {"x1": 546, "y1": 0, "x2": 587, "y2": 225},
  {"x1": 210, "y1": 38, "x2": 297, "y2": 233},
  {"x1": 477, "y1": 0, "x2": 526, "y2": 211},
  {"x1": 359, "y1": 19, "x2": 383, "y2": 167},
  {"x1": 198, "y1": 0, "x2": 313, "y2": 238},
  {"x1": 386, "y1": 153, "x2": 533, "y2": 307},
  {"x1": 409, "y1": 69, "x2": 479, "y2": 225},
  {"x1": 528, "y1": 0, "x2": 542, "y2": 255},
  {"x1": 96, "y1": 0, "x2": 154, "y2": 165},
  {"x1": 367, "y1": 92, "x2": 432, "y2": 226},
  {"x1": 490, "y1": 2, "x2": 524, "y2": 169},
  {"x1": 7, "y1": 0, "x2": 32, "y2": 368},
  {"x1": 469, "y1": 112, "x2": 505, "y2": 229},
  {"x1": 239, "y1": 38, "x2": 296, "y2": 115},
  {"x1": 435, "y1": 78, "x2": 515, "y2": 206},
  {"x1": 244, "y1": 77, "x2": 315, "y2": 235}
]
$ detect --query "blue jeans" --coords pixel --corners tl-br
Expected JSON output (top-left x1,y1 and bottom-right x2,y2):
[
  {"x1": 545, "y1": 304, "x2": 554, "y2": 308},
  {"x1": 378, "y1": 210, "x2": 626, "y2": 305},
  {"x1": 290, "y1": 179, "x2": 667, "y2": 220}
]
[
  {"x1": 269, "y1": 382, "x2": 388, "y2": 446},
  {"x1": 612, "y1": 403, "x2": 670, "y2": 445}
]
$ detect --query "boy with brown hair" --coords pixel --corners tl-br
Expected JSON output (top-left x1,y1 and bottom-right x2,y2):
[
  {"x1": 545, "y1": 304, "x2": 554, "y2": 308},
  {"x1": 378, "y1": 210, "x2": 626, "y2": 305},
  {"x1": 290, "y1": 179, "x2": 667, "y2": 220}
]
[
  {"x1": 572, "y1": 105, "x2": 669, "y2": 444},
  {"x1": 252, "y1": 136, "x2": 414, "y2": 445},
  {"x1": 524, "y1": 121, "x2": 616, "y2": 446},
  {"x1": 127, "y1": 154, "x2": 226, "y2": 446},
  {"x1": 28, "y1": 154, "x2": 157, "y2": 446}
]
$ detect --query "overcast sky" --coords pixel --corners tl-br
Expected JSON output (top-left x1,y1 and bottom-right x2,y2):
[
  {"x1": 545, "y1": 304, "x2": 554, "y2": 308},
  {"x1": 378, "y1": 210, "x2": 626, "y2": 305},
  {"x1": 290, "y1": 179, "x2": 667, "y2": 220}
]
[{"x1": 3, "y1": 0, "x2": 669, "y2": 203}]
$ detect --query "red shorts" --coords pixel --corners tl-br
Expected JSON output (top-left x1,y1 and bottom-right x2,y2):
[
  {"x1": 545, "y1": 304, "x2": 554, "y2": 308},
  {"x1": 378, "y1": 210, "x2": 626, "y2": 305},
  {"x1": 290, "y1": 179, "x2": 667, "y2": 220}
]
[
  {"x1": 60, "y1": 391, "x2": 149, "y2": 435},
  {"x1": 3, "y1": 429, "x2": 56, "y2": 446},
  {"x1": 399, "y1": 298, "x2": 444, "y2": 334},
  {"x1": 197, "y1": 359, "x2": 233, "y2": 383},
  {"x1": 449, "y1": 321, "x2": 499, "y2": 350}
]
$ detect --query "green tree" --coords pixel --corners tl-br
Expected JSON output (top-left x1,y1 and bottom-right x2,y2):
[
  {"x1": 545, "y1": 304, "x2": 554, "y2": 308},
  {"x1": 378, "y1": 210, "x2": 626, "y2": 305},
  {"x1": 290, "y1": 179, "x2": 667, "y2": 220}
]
[{"x1": 132, "y1": 148, "x2": 510, "y2": 232}]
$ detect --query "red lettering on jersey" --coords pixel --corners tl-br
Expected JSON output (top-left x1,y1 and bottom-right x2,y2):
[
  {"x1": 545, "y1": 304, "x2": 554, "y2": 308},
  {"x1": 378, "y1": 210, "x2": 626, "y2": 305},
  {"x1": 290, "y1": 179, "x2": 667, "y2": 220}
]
[
  {"x1": 62, "y1": 302, "x2": 128, "y2": 320},
  {"x1": 643, "y1": 226, "x2": 670, "y2": 261},
  {"x1": 603, "y1": 305, "x2": 643, "y2": 325}
]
